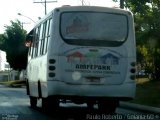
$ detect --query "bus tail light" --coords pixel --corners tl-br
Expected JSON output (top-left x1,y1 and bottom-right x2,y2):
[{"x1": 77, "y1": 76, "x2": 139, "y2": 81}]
[
  {"x1": 49, "y1": 59, "x2": 56, "y2": 64},
  {"x1": 130, "y1": 68, "x2": 136, "y2": 73},
  {"x1": 130, "y1": 62, "x2": 136, "y2": 80},
  {"x1": 49, "y1": 66, "x2": 56, "y2": 70},
  {"x1": 130, "y1": 75, "x2": 136, "y2": 80},
  {"x1": 130, "y1": 62, "x2": 136, "y2": 67},
  {"x1": 48, "y1": 59, "x2": 56, "y2": 77}
]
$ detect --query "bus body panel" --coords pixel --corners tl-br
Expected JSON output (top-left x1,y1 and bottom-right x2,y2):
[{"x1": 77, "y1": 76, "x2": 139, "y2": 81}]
[
  {"x1": 27, "y1": 55, "x2": 48, "y2": 97},
  {"x1": 47, "y1": 81, "x2": 136, "y2": 99},
  {"x1": 47, "y1": 6, "x2": 136, "y2": 88},
  {"x1": 55, "y1": 46, "x2": 128, "y2": 85}
]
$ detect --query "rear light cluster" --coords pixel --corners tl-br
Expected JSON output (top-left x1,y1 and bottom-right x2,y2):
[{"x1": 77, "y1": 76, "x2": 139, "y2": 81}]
[
  {"x1": 48, "y1": 59, "x2": 56, "y2": 77},
  {"x1": 130, "y1": 62, "x2": 136, "y2": 80}
]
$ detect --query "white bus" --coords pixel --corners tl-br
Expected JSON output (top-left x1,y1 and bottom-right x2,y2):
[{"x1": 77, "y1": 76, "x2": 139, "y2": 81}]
[{"x1": 25, "y1": 6, "x2": 136, "y2": 113}]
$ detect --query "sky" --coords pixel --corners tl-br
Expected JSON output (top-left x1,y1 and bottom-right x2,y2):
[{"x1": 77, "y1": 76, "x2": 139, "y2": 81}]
[{"x1": 0, "y1": 0, "x2": 119, "y2": 33}]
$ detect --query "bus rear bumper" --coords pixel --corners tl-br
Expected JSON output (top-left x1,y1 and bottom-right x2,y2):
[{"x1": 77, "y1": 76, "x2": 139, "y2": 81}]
[{"x1": 47, "y1": 81, "x2": 136, "y2": 100}]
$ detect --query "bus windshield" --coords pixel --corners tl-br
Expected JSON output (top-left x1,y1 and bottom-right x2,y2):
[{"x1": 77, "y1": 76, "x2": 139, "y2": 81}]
[{"x1": 60, "y1": 12, "x2": 128, "y2": 45}]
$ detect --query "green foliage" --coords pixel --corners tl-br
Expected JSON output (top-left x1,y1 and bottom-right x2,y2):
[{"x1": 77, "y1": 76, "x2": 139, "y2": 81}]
[
  {"x1": 2, "y1": 20, "x2": 28, "y2": 71},
  {"x1": 131, "y1": 79, "x2": 160, "y2": 107},
  {"x1": 0, "y1": 34, "x2": 6, "y2": 50},
  {"x1": 113, "y1": 0, "x2": 160, "y2": 80}
]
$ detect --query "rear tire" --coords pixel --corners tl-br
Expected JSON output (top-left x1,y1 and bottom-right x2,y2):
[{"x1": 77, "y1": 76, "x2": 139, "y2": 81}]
[
  {"x1": 26, "y1": 80, "x2": 30, "y2": 95},
  {"x1": 87, "y1": 101, "x2": 94, "y2": 110},
  {"x1": 98, "y1": 100, "x2": 119, "y2": 114},
  {"x1": 42, "y1": 97, "x2": 59, "y2": 112},
  {"x1": 30, "y1": 96, "x2": 37, "y2": 108}
]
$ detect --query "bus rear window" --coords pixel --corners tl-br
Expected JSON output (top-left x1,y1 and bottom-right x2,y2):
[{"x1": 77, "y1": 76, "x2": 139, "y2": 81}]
[{"x1": 60, "y1": 12, "x2": 128, "y2": 46}]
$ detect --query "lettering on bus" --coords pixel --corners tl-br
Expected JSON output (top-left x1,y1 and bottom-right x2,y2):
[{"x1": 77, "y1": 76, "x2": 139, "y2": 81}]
[
  {"x1": 65, "y1": 49, "x2": 121, "y2": 75},
  {"x1": 65, "y1": 69, "x2": 120, "y2": 75},
  {"x1": 75, "y1": 64, "x2": 111, "y2": 71}
]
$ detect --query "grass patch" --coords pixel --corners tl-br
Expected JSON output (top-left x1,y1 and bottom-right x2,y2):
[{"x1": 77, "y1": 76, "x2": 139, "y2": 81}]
[
  {"x1": 131, "y1": 78, "x2": 160, "y2": 108},
  {"x1": 0, "y1": 80, "x2": 26, "y2": 87}
]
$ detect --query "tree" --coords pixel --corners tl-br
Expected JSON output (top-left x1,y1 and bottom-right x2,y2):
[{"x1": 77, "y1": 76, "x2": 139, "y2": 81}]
[
  {"x1": 0, "y1": 34, "x2": 6, "y2": 51},
  {"x1": 2, "y1": 20, "x2": 28, "y2": 71},
  {"x1": 113, "y1": 0, "x2": 160, "y2": 80}
]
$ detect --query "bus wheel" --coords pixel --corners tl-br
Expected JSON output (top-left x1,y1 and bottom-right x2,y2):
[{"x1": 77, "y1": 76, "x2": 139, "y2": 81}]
[
  {"x1": 98, "y1": 100, "x2": 119, "y2": 114},
  {"x1": 87, "y1": 101, "x2": 94, "y2": 110},
  {"x1": 42, "y1": 97, "x2": 59, "y2": 112},
  {"x1": 30, "y1": 96, "x2": 37, "y2": 108},
  {"x1": 42, "y1": 98, "x2": 48, "y2": 111},
  {"x1": 50, "y1": 98, "x2": 59, "y2": 109},
  {"x1": 26, "y1": 80, "x2": 30, "y2": 95}
]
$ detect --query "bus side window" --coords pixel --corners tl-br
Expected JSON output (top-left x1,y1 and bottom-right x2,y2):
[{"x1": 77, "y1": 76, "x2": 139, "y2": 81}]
[
  {"x1": 28, "y1": 40, "x2": 33, "y2": 58},
  {"x1": 31, "y1": 29, "x2": 36, "y2": 58},
  {"x1": 37, "y1": 24, "x2": 43, "y2": 56},
  {"x1": 40, "y1": 21, "x2": 47, "y2": 55},
  {"x1": 28, "y1": 41, "x2": 33, "y2": 56},
  {"x1": 32, "y1": 27, "x2": 40, "y2": 58},
  {"x1": 36, "y1": 26, "x2": 41, "y2": 57},
  {"x1": 26, "y1": 30, "x2": 34, "y2": 57},
  {"x1": 44, "y1": 18, "x2": 52, "y2": 54}
]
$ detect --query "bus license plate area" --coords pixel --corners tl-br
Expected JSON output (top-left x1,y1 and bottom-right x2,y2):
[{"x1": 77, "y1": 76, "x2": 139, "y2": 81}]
[{"x1": 84, "y1": 77, "x2": 102, "y2": 84}]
